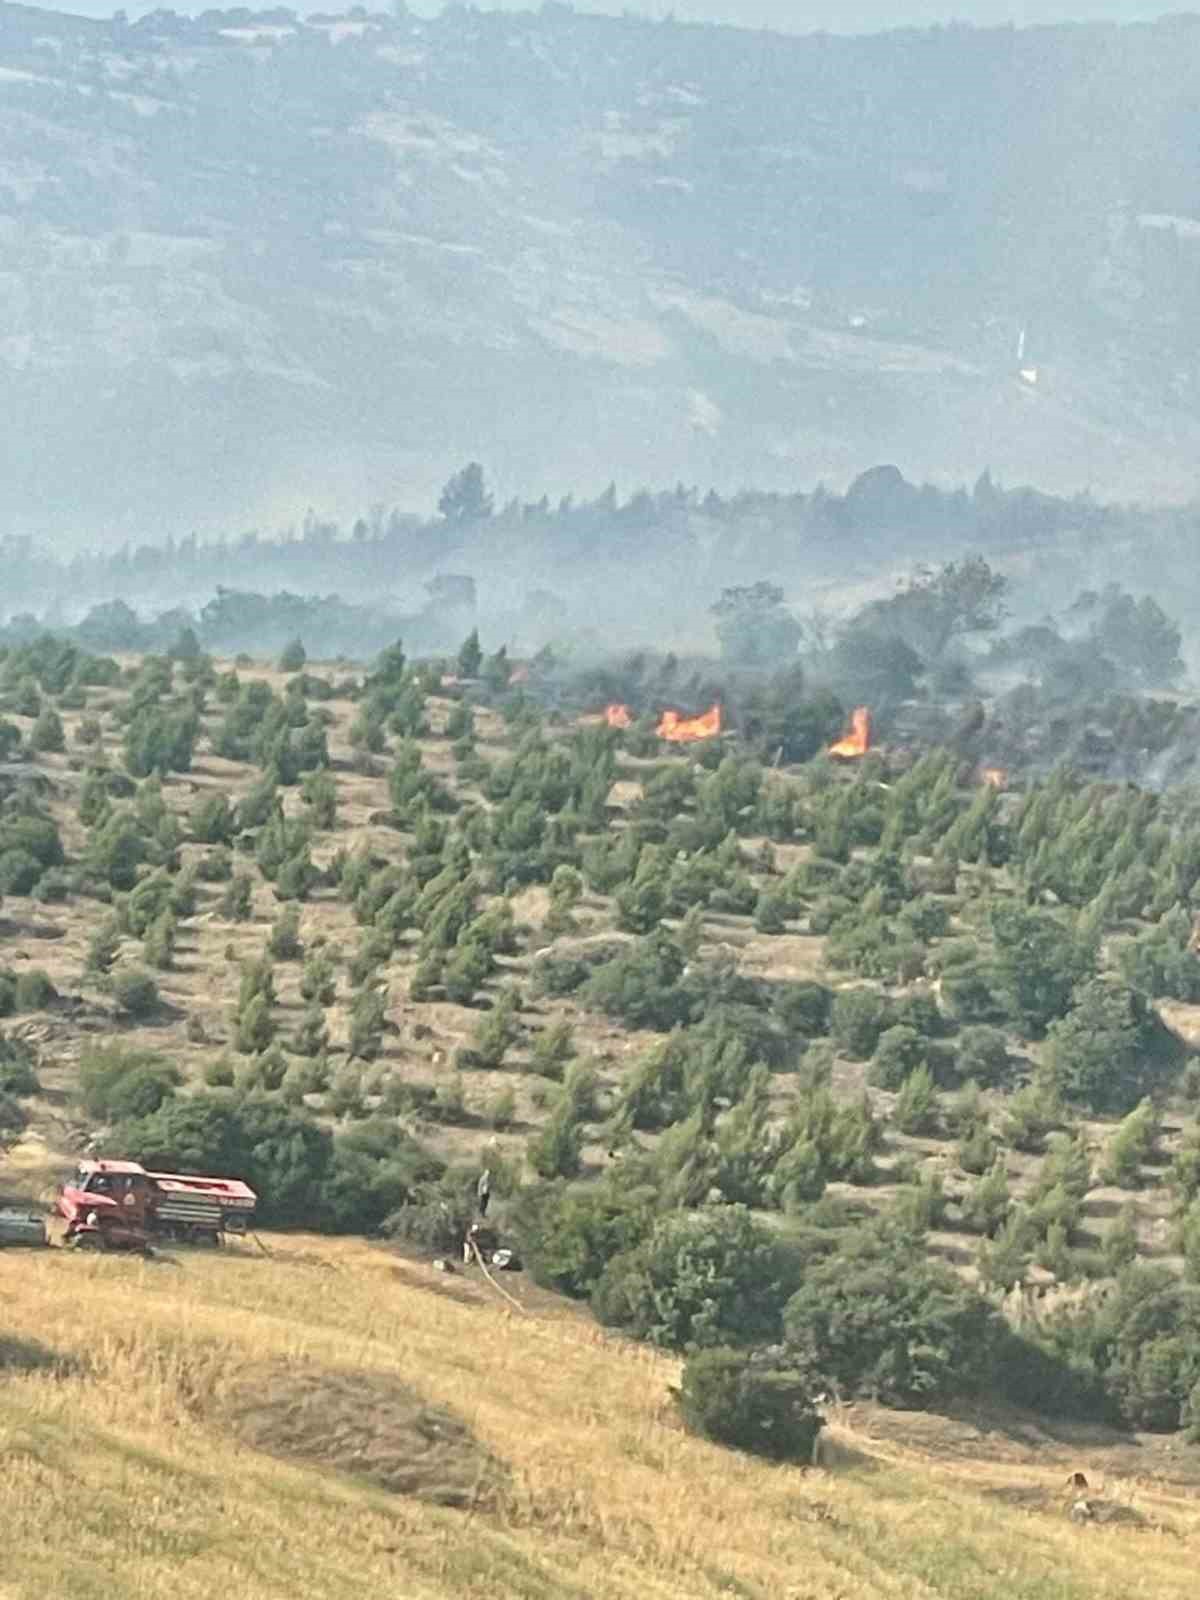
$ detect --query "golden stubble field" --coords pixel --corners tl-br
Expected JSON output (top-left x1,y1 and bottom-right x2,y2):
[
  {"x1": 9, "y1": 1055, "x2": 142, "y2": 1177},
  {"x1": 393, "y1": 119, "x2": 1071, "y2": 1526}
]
[{"x1": 1, "y1": 1233, "x2": 1198, "y2": 1600}]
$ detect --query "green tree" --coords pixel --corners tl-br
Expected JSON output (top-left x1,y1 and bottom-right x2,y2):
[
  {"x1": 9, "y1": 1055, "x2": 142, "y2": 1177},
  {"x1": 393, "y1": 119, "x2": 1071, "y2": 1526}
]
[
  {"x1": 784, "y1": 1223, "x2": 997, "y2": 1405},
  {"x1": 456, "y1": 628, "x2": 483, "y2": 678},
  {"x1": 236, "y1": 993, "x2": 275, "y2": 1055},
  {"x1": 961, "y1": 1159, "x2": 1011, "y2": 1236},
  {"x1": 190, "y1": 791, "x2": 236, "y2": 844},
  {"x1": 111, "y1": 966, "x2": 161, "y2": 1019},
  {"x1": 221, "y1": 873, "x2": 255, "y2": 922},
  {"x1": 438, "y1": 462, "x2": 493, "y2": 522},
  {"x1": 349, "y1": 983, "x2": 388, "y2": 1060},
  {"x1": 86, "y1": 812, "x2": 147, "y2": 891},
  {"x1": 868, "y1": 1024, "x2": 925, "y2": 1090},
  {"x1": 278, "y1": 637, "x2": 307, "y2": 673},
  {"x1": 1100, "y1": 1097, "x2": 1160, "y2": 1187},
  {"x1": 677, "y1": 1346, "x2": 823, "y2": 1462},
  {"x1": 1043, "y1": 980, "x2": 1181, "y2": 1115},
  {"x1": 30, "y1": 706, "x2": 64, "y2": 753},
  {"x1": 830, "y1": 988, "x2": 892, "y2": 1060},
  {"x1": 300, "y1": 948, "x2": 337, "y2": 1006},
  {"x1": 594, "y1": 1205, "x2": 797, "y2": 1351},
  {"x1": 527, "y1": 1099, "x2": 584, "y2": 1180},
  {"x1": 300, "y1": 767, "x2": 338, "y2": 829},
  {"x1": 989, "y1": 902, "x2": 1095, "y2": 1036},
  {"x1": 268, "y1": 904, "x2": 304, "y2": 961},
  {"x1": 893, "y1": 1064, "x2": 939, "y2": 1136},
  {"x1": 711, "y1": 582, "x2": 802, "y2": 668}
]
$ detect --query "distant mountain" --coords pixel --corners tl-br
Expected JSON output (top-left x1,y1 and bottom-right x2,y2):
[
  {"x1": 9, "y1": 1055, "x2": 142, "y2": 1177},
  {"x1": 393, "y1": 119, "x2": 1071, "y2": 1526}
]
[{"x1": 3, "y1": 4, "x2": 1200, "y2": 541}]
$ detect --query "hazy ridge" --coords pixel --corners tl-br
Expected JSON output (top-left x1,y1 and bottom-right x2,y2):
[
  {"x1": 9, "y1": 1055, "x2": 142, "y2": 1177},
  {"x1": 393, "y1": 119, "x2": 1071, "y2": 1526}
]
[{"x1": 4, "y1": 5, "x2": 1200, "y2": 539}]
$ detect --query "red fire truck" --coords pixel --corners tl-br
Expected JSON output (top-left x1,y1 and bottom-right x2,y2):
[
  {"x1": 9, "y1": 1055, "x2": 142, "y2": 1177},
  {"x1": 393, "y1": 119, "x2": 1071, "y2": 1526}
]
[{"x1": 56, "y1": 1159, "x2": 257, "y2": 1251}]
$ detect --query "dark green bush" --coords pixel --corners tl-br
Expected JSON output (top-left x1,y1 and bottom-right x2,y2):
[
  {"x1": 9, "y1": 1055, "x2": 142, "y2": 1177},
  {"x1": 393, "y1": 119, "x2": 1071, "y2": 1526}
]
[
  {"x1": 593, "y1": 1205, "x2": 799, "y2": 1351},
  {"x1": 783, "y1": 1222, "x2": 998, "y2": 1406},
  {"x1": 510, "y1": 1178, "x2": 657, "y2": 1299},
  {"x1": 14, "y1": 969, "x2": 55, "y2": 1011},
  {"x1": 111, "y1": 966, "x2": 161, "y2": 1019},
  {"x1": 0, "y1": 1036, "x2": 38, "y2": 1096},
  {"x1": 677, "y1": 1345, "x2": 823, "y2": 1461},
  {"x1": 830, "y1": 988, "x2": 892, "y2": 1060},
  {"x1": 79, "y1": 1044, "x2": 179, "y2": 1120}
]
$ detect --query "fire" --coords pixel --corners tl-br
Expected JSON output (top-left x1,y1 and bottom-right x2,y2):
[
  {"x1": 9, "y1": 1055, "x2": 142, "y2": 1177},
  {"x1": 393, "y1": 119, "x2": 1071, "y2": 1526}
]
[
  {"x1": 605, "y1": 703, "x2": 633, "y2": 729},
  {"x1": 656, "y1": 703, "x2": 722, "y2": 743},
  {"x1": 828, "y1": 706, "x2": 871, "y2": 759},
  {"x1": 980, "y1": 766, "x2": 1008, "y2": 791}
]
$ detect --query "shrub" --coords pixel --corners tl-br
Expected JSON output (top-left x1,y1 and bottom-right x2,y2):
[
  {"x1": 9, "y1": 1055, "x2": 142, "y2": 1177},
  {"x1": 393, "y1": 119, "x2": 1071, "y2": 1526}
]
[
  {"x1": 0, "y1": 849, "x2": 41, "y2": 895},
  {"x1": 14, "y1": 969, "x2": 55, "y2": 1011},
  {"x1": 86, "y1": 812, "x2": 147, "y2": 891},
  {"x1": 118, "y1": 1094, "x2": 331, "y2": 1228},
  {"x1": 203, "y1": 1055, "x2": 236, "y2": 1089},
  {"x1": 989, "y1": 902, "x2": 1095, "y2": 1036},
  {"x1": 301, "y1": 767, "x2": 338, "y2": 828},
  {"x1": 955, "y1": 1025, "x2": 1011, "y2": 1089},
  {"x1": 783, "y1": 1223, "x2": 998, "y2": 1405},
  {"x1": 1100, "y1": 1098, "x2": 1160, "y2": 1188},
  {"x1": 236, "y1": 992, "x2": 274, "y2": 1055},
  {"x1": 190, "y1": 792, "x2": 236, "y2": 844},
  {"x1": 30, "y1": 707, "x2": 65, "y2": 753},
  {"x1": 299, "y1": 949, "x2": 337, "y2": 1006},
  {"x1": 582, "y1": 932, "x2": 694, "y2": 1032},
  {"x1": 893, "y1": 1064, "x2": 939, "y2": 1136},
  {"x1": 111, "y1": 966, "x2": 161, "y2": 1019},
  {"x1": 0, "y1": 1036, "x2": 38, "y2": 1097},
  {"x1": 142, "y1": 910, "x2": 176, "y2": 971},
  {"x1": 0, "y1": 1090, "x2": 27, "y2": 1146},
  {"x1": 509, "y1": 1178, "x2": 655, "y2": 1299},
  {"x1": 278, "y1": 637, "x2": 307, "y2": 673},
  {"x1": 753, "y1": 889, "x2": 791, "y2": 934},
  {"x1": 593, "y1": 1205, "x2": 799, "y2": 1351},
  {"x1": 349, "y1": 983, "x2": 388, "y2": 1060},
  {"x1": 268, "y1": 905, "x2": 304, "y2": 961},
  {"x1": 677, "y1": 1345, "x2": 823, "y2": 1461},
  {"x1": 960, "y1": 1159, "x2": 1011, "y2": 1236},
  {"x1": 529, "y1": 1017, "x2": 575, "y2": 1081},
  {"x1": 527, "y1": 1100, "x2": 584, "y2": 1180},
  {"x1": 1043, "y1": 978, "x2": 1182, "y2": 1115},
  {"x1": 868, "y1": 1025, "x2": 925, "y2": 1090},
  {"x1": 772, "y1": 981, "x2": 832, "y2": 1039},
  {"x1": 221, "y1": 874, "x2": 255, "y2": 921},
  {"x1": 79, "y1": 1044, "x2": 179, "y2": 1120},
  {"x1": 830, "y1": 988, "x2": 892, "y2": 1059}
]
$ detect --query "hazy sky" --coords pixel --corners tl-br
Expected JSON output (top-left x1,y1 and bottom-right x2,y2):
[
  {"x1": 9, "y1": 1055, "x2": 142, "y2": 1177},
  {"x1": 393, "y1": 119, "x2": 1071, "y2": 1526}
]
[{"x1": 50, "y1": 2, "x2": 1188, "y2": 33}]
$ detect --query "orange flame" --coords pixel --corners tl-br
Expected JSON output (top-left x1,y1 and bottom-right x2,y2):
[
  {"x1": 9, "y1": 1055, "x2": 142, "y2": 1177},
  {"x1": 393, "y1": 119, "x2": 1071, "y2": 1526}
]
[
  {"x1": 980, "y1": 766, "x2": 1008, "y2": 790},
  {"x1": 828, "y1": 706, "x2": 871, "y2": 759},
  {"x1": 657, "y1": 703, "x2": 722, "y2": 743},
  {"x1": 605, "y1": 703, "x2": 633, "y2": 729}
]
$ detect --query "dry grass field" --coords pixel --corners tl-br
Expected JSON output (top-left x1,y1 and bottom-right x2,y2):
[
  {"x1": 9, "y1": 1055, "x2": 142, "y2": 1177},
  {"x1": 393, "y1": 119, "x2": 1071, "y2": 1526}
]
[{"x1": 1, "y1": 1233, "x2": 1199, "y2": 1600}]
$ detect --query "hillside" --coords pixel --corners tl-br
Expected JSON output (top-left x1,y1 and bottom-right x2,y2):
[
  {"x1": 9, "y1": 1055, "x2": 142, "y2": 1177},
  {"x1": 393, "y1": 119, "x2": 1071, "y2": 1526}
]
[
  {"x1": 3, "y1": 618, "x2": 1200, "y2": 1473},
  {"x1": 1, "y1": 1234, "x2": 1199, "y2": 1600},
  {"x1": 6, "y1": 6, "x2": 1200, "y2": 536}
]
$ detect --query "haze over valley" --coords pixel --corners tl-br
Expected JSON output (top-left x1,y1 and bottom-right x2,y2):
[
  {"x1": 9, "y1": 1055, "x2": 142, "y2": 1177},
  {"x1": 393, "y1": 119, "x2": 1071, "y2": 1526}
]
[{"x1": 4, "y1": 4, "x2": 1200, "y2": 543}]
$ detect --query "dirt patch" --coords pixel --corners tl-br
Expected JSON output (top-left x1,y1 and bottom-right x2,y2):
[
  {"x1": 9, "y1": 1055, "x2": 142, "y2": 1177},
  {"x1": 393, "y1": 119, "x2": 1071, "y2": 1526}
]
[{"x1": 213, "y1": 1360, "x2": 507, "y2": 1508}]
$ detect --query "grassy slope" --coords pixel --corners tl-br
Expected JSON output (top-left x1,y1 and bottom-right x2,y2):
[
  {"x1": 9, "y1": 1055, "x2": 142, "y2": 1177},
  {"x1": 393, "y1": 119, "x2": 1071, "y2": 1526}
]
[{"x1": 1, "y1": 1235, "x2": 1198, "y2": 1600}]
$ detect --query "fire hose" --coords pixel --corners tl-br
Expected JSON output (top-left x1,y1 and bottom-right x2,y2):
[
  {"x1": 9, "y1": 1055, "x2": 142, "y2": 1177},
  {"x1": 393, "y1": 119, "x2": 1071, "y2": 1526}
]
[{"x1": 468, "y1": 1236, "x2": 527, "y2": 1315}]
